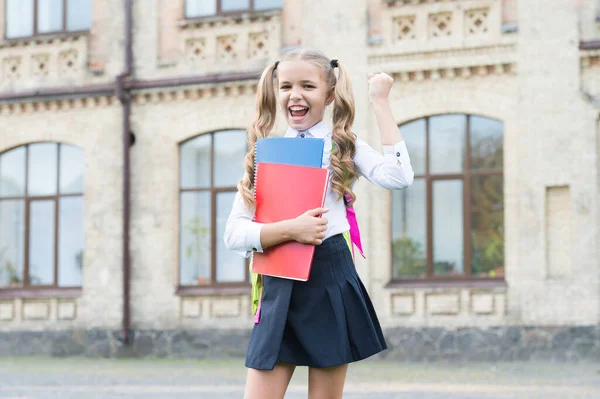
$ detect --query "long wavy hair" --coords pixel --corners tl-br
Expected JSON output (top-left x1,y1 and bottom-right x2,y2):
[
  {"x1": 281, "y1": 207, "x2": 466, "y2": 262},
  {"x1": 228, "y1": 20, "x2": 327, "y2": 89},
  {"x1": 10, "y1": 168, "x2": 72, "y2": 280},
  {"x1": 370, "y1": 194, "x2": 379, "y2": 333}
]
[{"x1": 239, "y1": 48, "x2": 358, "y2": 210}]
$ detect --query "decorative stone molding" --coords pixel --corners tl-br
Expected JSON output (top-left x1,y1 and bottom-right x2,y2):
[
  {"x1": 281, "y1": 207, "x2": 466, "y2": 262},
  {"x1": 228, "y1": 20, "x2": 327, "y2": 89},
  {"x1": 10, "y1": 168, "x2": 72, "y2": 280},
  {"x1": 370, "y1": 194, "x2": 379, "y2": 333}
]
[
  {"x1": 386, "y1": 285, "x2": 507, "y2": 323},
  {"x1": 176, "y1": 10, "x2": 281, "y2": 75},
  {"x1": 0, "y1": 32, "x2": 87, "y2": 50},
  {"x1": 428, "y1": 12, "x2": 453, "y2": 38},
  {"x1": 377, "y1": 0, "x2": 504, "y2": 54},
  {"x1": 465, "y1": 8, "x2": 490, "y2": 36},
  {"x1": 0, "y1": 34, "x2": 89, "y2": 89},
  {"x1": 391, "y1": 293, "x2": 416, "y2": 315},
  {"x1": 0, "y1": 96, "x2": 117, "y2": 115},
  {"x1": 131, "y1": 82, "x2": 257, "y2": 106},
  {"x1": 0, "y1": 78, "x2": 257, "y2": 113},
  {"x1": 385, "y1": 0, "x2": 461, "y2": 6},
  {"x1": 390, "y1": 62, "x2": 516, "y2": 83},
  {"x1": 210, "y1": 297, "x2": 242, "y2": 318},
  {"x1": 393, "y1": 15, "x2": 417, "y2": 41}
]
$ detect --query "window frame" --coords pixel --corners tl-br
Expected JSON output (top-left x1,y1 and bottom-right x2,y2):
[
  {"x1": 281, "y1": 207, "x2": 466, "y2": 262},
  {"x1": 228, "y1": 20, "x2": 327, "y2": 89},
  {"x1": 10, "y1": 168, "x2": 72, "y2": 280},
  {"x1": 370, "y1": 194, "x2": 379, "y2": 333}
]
[
  {"x1": 390, "y1": 114, "x2": 504, "y2": 284},
  {"x1": 184, "y1": 0, "x2": 281, "y2": 19},
  {"x1": 0, "y1": 142, "x2": 84, "y2": 296},
  {"x1": 4, "y1": 0, "x2": 90, "y2": 40},
  {"x1": 177, "y1": 130, "x2": 250, "y2": 291}
]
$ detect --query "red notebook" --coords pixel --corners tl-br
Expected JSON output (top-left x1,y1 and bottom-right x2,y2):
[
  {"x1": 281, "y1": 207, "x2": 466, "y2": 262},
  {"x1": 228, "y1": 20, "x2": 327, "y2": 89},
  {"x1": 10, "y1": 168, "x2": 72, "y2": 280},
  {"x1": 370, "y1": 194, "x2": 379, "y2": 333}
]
[{"x1": 252, "y1": 162, "x2": 330, "y2": 281}]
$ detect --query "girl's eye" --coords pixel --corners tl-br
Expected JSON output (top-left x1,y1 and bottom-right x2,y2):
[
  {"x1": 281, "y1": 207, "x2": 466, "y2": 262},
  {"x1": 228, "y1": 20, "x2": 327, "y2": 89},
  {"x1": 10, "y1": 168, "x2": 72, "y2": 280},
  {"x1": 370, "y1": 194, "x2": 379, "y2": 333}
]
[
  {"x1": 304, "y1": 85, "x2": 315, "y2": 89},
  {"x1": 280, "y1": 85, "x2": 291, "y2": 90}
]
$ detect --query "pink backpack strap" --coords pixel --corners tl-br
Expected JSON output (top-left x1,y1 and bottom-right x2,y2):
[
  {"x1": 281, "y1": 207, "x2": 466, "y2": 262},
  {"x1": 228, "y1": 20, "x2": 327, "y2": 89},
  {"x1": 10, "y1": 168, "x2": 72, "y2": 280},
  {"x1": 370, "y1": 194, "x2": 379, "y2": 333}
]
[{"x1": 344, "y1": 192, "x2": 365, "y2": 259}]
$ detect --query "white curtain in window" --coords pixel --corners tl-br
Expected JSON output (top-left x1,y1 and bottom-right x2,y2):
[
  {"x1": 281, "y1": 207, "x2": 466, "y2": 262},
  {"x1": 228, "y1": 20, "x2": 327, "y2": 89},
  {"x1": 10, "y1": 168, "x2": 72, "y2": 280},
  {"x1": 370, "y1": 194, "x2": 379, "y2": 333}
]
[
  {"x1": 185, "y1": 0, "x2": 216, "y2": 17},
  {"x1": 5, "y1": 0, "x2": 34, "y2": 38}
]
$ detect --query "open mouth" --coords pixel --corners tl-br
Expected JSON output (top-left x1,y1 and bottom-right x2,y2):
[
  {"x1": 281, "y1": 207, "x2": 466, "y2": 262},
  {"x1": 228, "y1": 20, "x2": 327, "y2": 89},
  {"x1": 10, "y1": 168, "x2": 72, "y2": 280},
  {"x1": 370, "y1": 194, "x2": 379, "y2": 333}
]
[{"x1": 289, "y1": 105, "x2": 309, "y2": 121}]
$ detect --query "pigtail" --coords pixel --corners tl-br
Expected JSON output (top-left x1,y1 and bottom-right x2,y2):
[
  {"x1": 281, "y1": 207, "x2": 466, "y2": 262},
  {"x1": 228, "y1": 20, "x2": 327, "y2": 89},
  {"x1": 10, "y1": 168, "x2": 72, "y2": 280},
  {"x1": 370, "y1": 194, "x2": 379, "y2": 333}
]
[
  {"x1": 330, "y1": 60, "x2": 358, "y2": 205},
  {"x1": 239, "y1": 63, "x2": 278, "y2": 210}
]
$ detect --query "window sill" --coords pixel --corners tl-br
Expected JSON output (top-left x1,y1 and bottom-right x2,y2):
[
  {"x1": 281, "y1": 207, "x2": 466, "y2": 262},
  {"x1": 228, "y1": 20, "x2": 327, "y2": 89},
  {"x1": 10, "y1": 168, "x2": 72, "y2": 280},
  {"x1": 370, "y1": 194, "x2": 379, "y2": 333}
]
[
  {"x1": 177, "y1": 284, "x2": 250, "y2": 297},
  {"x1": 0, "y1": 287, "x2": 82, "y2": 299},
  {"x1": 385, "y1": 278, "x2": 507, "y2": 290},
  {"x1": 580, "y1": 40, "x2": 600, "y2": 50},
  {"x1": 0, "y1": 30, "x2": 88, "y2": 48},
  {"x1": 179, "y1": 8, "x2": 281, "y2": 28}
]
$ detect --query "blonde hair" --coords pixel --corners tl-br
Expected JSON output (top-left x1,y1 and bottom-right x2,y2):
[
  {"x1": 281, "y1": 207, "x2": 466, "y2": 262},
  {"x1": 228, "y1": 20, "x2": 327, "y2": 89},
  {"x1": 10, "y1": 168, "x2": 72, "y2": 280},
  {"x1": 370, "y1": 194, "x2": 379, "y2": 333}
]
[{"x1": 239, "y1": 48, "x2": 358, "y2": 210}]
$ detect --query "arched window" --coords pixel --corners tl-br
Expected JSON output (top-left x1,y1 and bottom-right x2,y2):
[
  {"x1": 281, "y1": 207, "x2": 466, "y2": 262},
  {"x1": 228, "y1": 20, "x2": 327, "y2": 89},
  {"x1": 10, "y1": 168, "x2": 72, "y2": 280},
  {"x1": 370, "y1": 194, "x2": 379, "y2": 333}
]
[
  {"x1": 0, "y1": 143, "x2": 84, "y2": 288},
  {"x1": 391, "y1": 115, "x2": 504, "y2": 280},
  {"x1": 179, "y1": 130, "x2": 247, "y2": 286}
]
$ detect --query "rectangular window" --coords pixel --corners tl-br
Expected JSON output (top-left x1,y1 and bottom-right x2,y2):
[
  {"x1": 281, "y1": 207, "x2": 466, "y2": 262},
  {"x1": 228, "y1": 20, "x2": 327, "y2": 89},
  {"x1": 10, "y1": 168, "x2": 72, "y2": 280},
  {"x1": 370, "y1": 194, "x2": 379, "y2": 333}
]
[
  {"x1": 5, "y1": 0, "x2": 93, "y2": 39},
  {"x1": 392, "y1": 115, "x2": 504, "y2": 281},
  {"x1": 185, "y1": 0, "x2": 283, "y2": 18}
]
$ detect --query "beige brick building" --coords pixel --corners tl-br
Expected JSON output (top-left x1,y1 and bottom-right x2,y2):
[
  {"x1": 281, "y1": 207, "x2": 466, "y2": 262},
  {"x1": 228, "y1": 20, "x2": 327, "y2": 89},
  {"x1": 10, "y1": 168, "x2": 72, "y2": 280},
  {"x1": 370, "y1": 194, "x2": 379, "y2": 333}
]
[{"x1": 0, "y1": 0, "x2": 598, "y2": 360}]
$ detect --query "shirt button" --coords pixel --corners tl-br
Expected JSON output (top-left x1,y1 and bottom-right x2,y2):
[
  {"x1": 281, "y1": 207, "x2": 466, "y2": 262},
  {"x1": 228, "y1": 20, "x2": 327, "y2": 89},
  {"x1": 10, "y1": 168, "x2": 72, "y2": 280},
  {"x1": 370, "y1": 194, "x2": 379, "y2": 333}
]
[
  {"x1": 300, "y1": 133, "x2": 305, "y2": 138},
  {"x1": 396, "y1": 152, "x2": 401, "y2": 157},
  {"x1": 252, "y1": 247, "x2": 257, "y2": 252}
]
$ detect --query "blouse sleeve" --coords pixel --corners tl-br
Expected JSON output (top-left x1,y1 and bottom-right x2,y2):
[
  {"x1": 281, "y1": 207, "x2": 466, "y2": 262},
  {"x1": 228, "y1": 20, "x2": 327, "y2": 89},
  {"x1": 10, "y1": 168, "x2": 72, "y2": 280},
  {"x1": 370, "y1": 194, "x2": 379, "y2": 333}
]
[
  {"x1": 223, "y1": 191, "x2": 264, "y2": 258},
  {"x1": 353, "y1": 137, "x2": 415, "y2": 189}
]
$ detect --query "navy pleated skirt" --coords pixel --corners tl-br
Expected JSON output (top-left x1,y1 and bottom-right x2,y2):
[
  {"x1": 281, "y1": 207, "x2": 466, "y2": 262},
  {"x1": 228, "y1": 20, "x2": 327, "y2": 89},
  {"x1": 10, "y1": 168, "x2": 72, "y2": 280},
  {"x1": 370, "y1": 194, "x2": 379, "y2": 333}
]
[{"x1": 245, "y1": 233, "x2": 387, "y2": 370}]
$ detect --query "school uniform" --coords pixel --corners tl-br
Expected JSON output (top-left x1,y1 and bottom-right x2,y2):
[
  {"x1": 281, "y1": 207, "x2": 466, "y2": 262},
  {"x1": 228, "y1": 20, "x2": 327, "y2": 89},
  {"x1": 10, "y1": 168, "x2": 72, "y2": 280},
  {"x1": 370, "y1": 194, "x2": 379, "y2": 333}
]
[{"x1": 224, "y1": 120, "x2": 414, "y2": 370}]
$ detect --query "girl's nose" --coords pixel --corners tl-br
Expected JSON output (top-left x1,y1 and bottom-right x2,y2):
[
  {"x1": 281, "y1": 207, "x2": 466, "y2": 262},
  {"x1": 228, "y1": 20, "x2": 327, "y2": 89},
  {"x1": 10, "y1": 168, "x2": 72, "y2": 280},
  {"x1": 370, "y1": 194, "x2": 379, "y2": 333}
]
[{"x1": 290, "y1": 87, "x2": 302, "y2": 100}]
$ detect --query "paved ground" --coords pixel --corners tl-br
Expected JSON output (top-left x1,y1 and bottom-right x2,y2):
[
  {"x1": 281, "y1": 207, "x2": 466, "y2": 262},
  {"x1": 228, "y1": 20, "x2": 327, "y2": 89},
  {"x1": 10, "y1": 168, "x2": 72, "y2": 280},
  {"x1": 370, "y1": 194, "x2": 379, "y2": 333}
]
[{"x1": 0, "y1": 357, "x2": 599, "y2": 398}]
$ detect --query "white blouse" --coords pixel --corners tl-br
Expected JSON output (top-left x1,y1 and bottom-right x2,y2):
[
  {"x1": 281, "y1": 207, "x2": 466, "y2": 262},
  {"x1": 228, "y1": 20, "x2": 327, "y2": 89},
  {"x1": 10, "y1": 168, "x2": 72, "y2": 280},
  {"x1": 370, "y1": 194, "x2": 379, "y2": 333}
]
[{"x1": 223, "y1": 120, "x2": 415, "y2": 258}]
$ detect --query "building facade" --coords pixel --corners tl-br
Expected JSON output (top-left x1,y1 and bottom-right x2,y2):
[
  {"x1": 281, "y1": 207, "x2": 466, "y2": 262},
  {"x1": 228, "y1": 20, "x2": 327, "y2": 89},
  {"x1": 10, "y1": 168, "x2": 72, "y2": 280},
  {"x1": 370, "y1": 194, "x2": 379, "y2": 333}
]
[{"x1": 0, "y1": 0, "x2": 599, "y2": 360}]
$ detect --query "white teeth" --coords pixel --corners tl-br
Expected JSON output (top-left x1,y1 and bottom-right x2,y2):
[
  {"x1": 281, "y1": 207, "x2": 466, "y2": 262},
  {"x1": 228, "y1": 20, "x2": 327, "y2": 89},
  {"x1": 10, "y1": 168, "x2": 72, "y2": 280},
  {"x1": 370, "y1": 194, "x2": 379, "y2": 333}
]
[{"x1": 290, "y1": 106, "x2": 308, "y2": 111}]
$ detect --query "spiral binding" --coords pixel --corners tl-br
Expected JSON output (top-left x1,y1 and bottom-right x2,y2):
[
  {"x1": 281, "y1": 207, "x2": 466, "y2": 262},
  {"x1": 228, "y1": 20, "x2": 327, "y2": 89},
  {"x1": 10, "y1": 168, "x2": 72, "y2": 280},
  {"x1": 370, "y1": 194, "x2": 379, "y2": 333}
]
[{"x1": 253, "y1": 140, "x2": 260, "y2": 209}]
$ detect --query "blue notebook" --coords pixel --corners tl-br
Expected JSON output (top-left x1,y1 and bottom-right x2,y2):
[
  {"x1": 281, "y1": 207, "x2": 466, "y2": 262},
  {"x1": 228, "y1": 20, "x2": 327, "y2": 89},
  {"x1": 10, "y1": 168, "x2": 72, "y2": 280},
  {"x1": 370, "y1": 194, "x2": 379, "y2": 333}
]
[{"x1": 256, "y1": 137, "x2": 324, "y2": 168}]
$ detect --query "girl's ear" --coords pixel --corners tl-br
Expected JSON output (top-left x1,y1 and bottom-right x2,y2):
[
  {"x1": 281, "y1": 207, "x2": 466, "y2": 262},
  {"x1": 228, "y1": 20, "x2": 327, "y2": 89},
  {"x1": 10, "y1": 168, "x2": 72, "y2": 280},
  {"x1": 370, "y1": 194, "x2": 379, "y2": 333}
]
[{"x1": 326, "y1": 86, "x2": 335, "y2": 105}]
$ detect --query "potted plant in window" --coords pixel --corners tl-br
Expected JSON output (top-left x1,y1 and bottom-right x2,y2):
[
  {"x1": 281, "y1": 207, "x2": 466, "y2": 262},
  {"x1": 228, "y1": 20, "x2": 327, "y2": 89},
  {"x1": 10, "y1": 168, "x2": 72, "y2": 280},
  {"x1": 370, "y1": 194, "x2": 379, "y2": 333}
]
[
  {"x1": 184, "y1": 216, "x2": 210, "y2": 285},
  {"x1": 0, "y1": 247, "x2": 21, "y2": 288}
]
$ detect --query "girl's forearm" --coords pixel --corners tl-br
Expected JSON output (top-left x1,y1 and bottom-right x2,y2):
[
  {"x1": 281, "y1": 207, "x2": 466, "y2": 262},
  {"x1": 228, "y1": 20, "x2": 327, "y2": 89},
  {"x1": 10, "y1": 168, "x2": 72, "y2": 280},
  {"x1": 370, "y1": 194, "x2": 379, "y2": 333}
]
[
  {"x1": 259, "y1": 220, "x2": 295, "y2": 250},
  {"x1": 371, "y1": 98, "x2": 404, "y2": 145}
]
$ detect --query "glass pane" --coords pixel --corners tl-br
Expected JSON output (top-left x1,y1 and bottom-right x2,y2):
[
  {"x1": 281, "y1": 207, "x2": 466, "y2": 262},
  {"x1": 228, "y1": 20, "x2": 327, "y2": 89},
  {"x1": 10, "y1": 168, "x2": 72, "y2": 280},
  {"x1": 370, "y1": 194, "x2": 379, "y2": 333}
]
[
  {"x1": 60, "y1": 144, "x2": 84, "y2": 194},
  {"x1": 430, "y1": 115, "x2": 466, "y2": 174},
  {"x1": 66, "y1": 0, "x2": 92, "y2": 31},
  {"x1": 222, "y1": 0, "x2": 249, "y2": 11},
  {"x1": 255, "y1": 0, "x2": 283, "y2": 10},
  {"x1": 29, "y1": 200, "x2": 55, "y2": 285},
  {"x1": 180, "y1": 135, "x2": 211, "y2": 189},
  {"x1": 471, "y1": 175, "x2": 504, "y2": 278},
  {"x1": 399, "y1": 119, "x2": 426, "y2": 175},
  {"x1": 0, "y1": 147, "x2": 26, "y2": 197},
  {"x1": 6, "y1": 0, "x2": 34, "y2": 38},
  {"x1": 214, "y1": 130, "x2": 246, "y2": 188},
  {"x1": 433, "y1": 180, "x2": 463, "y2": 276},
  {"x1": 185, "y1": 0, "x2": 216, "y2": 17},
  {"x1": 391, "y1": 179, "x2": 426, "y2": 278},
  {"x1": 58, "y1": 196, "x2": 83, "y2": 286},
  {"x1": 28, "y1": 143, "x2": 58, "y2": 196},
  {"x1": 216, "y1": 192, "x2": 245, "y2": 282},
  {"x1": 470, "y1": 116, "x2": 504, "y2": 170},
  {"x1": 180, "y1": 191, "x2": 211, "y2": 285},
  {"x1": 37, "y1": 0, "x2": 63, "y2": 34},
  {"x1": 0, "y1": 200, "x2": 25, "y2": 288}
]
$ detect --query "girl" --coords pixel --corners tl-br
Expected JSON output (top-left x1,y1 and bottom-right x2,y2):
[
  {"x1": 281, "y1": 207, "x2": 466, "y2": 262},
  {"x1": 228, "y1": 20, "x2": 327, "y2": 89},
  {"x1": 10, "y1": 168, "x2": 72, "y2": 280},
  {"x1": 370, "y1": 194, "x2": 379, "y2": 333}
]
[{"x1": 224, "y1": 48, "x2": 414, "y2": 399}]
